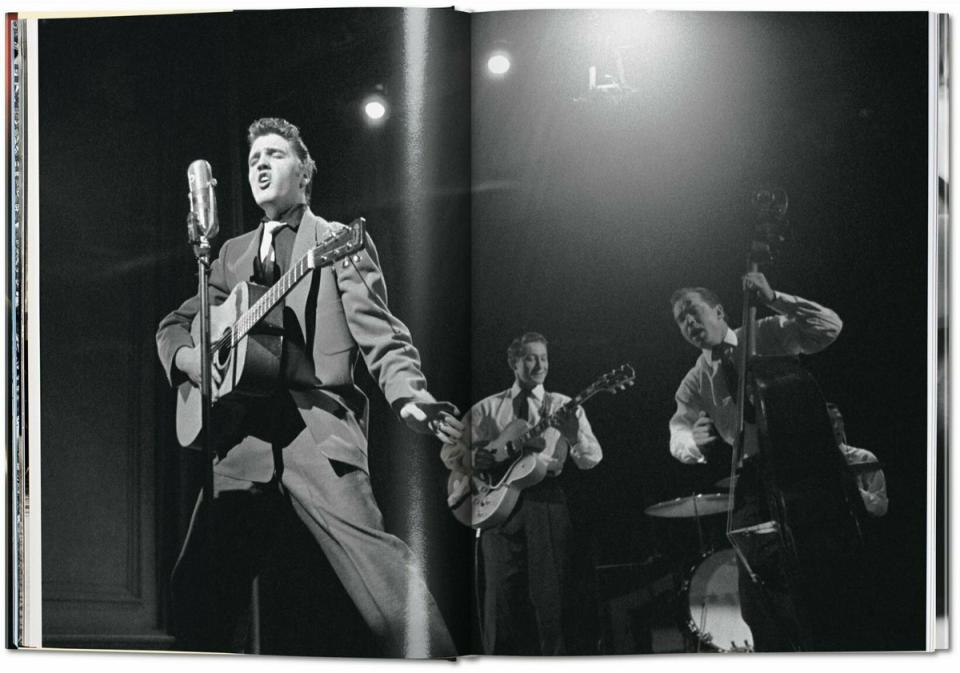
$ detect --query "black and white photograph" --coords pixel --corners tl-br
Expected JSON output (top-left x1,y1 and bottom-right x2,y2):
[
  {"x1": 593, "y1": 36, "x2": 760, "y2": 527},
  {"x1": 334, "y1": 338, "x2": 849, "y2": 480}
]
[{"x1": 4, "y1": 1, "x2": 949, "y2": 667}]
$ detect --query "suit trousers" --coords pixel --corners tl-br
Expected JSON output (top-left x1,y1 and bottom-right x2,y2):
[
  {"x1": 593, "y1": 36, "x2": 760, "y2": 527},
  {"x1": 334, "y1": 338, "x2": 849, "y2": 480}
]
[
  {"x1": 170, "y1": 423, "x2": 456, "y2": 658},
  {"x1": 479, "y1": 479, "x2": 571, "y2": 655}
]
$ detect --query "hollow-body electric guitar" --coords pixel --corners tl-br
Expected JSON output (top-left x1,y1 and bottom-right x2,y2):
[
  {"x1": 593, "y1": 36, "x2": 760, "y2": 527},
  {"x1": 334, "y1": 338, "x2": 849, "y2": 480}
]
[
  {"x1": 447, "y1": 364, "x2": 635, "y2": 529},
  {"x1": 175, "y1": 218, "x2": 365, "y2": 450}
]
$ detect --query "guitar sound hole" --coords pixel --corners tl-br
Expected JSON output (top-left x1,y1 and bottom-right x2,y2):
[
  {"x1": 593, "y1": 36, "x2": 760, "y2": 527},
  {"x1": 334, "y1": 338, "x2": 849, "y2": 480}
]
[{"x1": 216, "y1": 328, "x2": 232, "y2": 367}]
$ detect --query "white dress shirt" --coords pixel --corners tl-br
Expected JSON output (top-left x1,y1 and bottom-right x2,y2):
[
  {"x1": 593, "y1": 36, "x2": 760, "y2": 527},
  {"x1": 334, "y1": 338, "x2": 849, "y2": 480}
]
[
  {"x1": 669, "y1": 291, "x2": 843, "y2": 464},
  {"x1": 441, "y1": 381, "x2": 602, "y2": 477}
]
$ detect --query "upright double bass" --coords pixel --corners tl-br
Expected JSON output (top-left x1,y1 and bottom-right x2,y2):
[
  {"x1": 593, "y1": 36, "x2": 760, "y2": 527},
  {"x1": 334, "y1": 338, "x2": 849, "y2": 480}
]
[{"x1": 726, "y1": 190, "x2": 877, "y2": 651}]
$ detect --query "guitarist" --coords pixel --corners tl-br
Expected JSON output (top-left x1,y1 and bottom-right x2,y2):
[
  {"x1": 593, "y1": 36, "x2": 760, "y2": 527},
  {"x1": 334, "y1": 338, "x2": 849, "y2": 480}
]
[
  {"x1": 156, "y1": 118, "x2": 463, "y2": 657},
  {"x1": 668, "y1": 275, "x2": 843, "y2": 651},
  {"x1": 441, "y1": 332, "x2": 602, "y2": 654}
]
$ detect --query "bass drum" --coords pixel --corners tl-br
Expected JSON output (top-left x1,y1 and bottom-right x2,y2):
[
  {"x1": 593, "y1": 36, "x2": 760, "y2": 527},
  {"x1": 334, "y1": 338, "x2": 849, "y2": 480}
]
[{"x1": 680, "y1": 548, "x2": 753, "y2": 652}]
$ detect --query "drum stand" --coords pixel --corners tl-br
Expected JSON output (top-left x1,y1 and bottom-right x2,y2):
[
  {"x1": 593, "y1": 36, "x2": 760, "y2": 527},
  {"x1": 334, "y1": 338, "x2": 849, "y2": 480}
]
[{"x1": 689, "y1": 495, "x2": 709, "y2": 651}]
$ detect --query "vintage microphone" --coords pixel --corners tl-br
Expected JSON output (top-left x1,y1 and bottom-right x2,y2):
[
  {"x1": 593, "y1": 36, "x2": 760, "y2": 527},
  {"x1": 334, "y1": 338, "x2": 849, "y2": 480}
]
[{"x1": 188, "y1": 160, "x2": 219, "y2": 240}]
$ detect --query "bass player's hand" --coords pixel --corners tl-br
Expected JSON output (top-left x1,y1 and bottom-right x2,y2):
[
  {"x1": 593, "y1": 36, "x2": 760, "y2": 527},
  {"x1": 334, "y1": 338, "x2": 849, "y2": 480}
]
[{"x1": 692, "y1": 411, "x2": 719, "y2": 449}]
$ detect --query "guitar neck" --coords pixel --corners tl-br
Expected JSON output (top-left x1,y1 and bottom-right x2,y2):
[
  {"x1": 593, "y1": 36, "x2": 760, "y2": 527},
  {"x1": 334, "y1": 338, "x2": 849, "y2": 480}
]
[
  {"x1": 228, "y1": 218, "x2": 364, "y2": 346},
  {"x1": 233, "y1": 253, "x2": 313, "y2": 343},
  {"x1": 516, "y1": 389, "x2": 598, "y2": 446}
]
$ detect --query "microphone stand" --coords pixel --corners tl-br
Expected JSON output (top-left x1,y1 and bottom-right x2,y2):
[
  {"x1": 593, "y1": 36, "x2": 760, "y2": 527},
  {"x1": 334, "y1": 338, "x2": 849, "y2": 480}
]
[{"x1": 187, "y1": 212, "x2": 216, "y2": 549}]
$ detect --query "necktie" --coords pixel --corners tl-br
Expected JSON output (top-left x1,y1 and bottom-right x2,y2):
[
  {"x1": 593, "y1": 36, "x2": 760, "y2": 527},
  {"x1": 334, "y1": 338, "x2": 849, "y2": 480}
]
[
  {"x1": 713, "y1": 343, "x2": 739, "y2": 397},
  {"x1": 514, "y1": 388, "x2": 532, "y2": 422},
  {"x1": 713, "y1": 343, "x2": 755, "y2": 423},
  {"x1": 259, "y1": 220, "x2": 285, "y2": 284}
]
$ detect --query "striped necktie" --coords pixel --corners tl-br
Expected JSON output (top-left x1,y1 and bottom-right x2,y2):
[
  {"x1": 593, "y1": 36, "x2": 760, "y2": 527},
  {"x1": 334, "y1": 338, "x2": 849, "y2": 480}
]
[{"x1": 258, "y1": 220, "x2": 285, "y2": 284}]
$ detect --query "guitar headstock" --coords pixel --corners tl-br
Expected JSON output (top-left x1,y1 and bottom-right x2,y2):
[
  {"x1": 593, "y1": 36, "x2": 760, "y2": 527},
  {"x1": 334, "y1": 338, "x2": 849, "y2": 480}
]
[
  {"x1": 309, "y1": 217, "x2": 366, "y2": 269},
  {"x1": 587, "y1": 364, "x2": 636, "y2": 397}
]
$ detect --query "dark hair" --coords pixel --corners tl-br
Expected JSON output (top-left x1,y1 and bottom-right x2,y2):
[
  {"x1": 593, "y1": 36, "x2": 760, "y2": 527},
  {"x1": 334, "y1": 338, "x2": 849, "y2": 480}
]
[
  {"x1": 669, "y1": 286, "x2": 722, "y2": 309},
  {"x1": 247, "y1": 117, "x2": 318, "y2": 200},
  {"x1": 507, "y1": 332, "x2": 548, "y2": 367}
]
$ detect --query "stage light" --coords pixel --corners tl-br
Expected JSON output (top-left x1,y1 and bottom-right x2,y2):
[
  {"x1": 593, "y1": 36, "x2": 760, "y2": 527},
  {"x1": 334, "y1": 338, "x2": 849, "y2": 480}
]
[
  {"x1": 487, "y1": 52, "x2": 511, "y2": 76},
  {"x1": 364, "y1": 99, "x2": 386, "y2": 120},
  {"x1": 361, "y1": 92, "x2": 389, "y2": 126}
]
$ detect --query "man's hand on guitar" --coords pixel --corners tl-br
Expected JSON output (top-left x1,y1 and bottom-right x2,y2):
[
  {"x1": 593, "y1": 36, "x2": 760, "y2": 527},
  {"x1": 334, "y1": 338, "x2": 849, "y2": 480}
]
[
  {"x1": 472, "y1": 445, "x2": 495, "y2": 472},
  {"x1": 556, "y1": 405, "x2": 581, "y2": 443},
  {"x1": 175, "y1": 344, "x2": 223, "y2": 398},
  {"x1": 400, "y1": 401, "x2": 464, "y2": 444}
]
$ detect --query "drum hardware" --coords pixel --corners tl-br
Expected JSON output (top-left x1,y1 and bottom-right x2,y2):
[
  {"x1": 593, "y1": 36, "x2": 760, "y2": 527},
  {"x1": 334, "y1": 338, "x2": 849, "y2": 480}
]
[
  {"x1": 714, "y1": 475, "x2": 737, "y2": 490},
  {"x1": 642, "y1": 493, "x2": 731, "y2": 519},
  {"x1": 644, "y1": 492, "x2": 732, "y2": 566},
  {"x1": 680, "y1": 548, "x2": 754, "y2": 652},
  {"x1": 645, "y1": 493, "x2": 753, "y2": 652}
]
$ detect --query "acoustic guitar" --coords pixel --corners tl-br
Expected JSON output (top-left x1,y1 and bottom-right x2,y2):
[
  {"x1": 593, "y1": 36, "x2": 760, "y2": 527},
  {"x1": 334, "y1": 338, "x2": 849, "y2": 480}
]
[{"x1": 175, "y1": 218, "x2": 365, "y2": 449}]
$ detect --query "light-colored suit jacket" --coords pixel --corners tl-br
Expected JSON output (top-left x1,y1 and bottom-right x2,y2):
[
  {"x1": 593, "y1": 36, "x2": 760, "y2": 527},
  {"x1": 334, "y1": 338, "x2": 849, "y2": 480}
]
[{"x1": 156, "y1": 209, "x2": 435, "y2": 481}]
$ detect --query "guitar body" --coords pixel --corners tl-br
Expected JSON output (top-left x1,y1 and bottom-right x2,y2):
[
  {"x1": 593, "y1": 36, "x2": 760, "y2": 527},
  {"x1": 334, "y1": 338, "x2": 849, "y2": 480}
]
[
  {"x1": 485, "y1": 418, "x2": 537, "y2": 462},
  {"x1": 175, "y1": 281, "x2": 284, "y2": 450},
  {"x1": 451, "y1": 420, "x2": 560, "y2": 529},
  {"x1": 449, "y1": 452, "x2": 551, "y2": 529},
  {"x1": 171, "y1": 217, "x2": 366, "y2": 452},
  {"x1": 445, "y1": 365, "x2": 635, "y2": 530}
]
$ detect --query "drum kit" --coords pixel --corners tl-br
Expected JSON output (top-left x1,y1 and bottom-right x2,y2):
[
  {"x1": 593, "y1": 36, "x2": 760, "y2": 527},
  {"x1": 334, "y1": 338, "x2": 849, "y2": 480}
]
[{"x1": 643, "y1": 477, "x2": 753, "y2": 653}]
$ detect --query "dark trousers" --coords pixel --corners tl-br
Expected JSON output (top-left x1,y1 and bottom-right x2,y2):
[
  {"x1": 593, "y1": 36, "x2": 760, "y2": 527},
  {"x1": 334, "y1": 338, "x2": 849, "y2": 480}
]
[
  {"x1": 170, "y1": 482, "x2": 288, "y2": 653},
  {"x1": 169, "y1": 448, "x2": 456, "y2": 658},
  {"x1": 479, "y1": 479, "x2": 571, "y2": 655}
]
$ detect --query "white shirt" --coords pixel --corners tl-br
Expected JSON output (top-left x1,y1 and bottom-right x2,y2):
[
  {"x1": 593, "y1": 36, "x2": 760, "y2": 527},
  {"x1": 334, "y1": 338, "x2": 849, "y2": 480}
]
[
  {"x1": 669, "y1": 292, "x2": 843, "y2": 464},
  {"x1": 839, "y1": 443, "x2": 889, "y2": 517},
  {"x1": 441, "y1": 381, "x2": 602, "y2": 477}
]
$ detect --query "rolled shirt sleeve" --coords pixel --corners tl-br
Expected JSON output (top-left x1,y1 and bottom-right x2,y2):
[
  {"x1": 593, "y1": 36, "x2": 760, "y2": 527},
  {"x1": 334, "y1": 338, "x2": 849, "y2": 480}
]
[
  {"x1": 762, "y1": 291, "x2": 843, "y2": 355},
  {"x1": 839, "y1": 444, "x2": 889, "y2": 517},
  {"x1": 669, "y1": 370, "x2": 707, "y2": 464},
  {"x1": 567, "y1": 405, "x2": 603, "y2": 469}
]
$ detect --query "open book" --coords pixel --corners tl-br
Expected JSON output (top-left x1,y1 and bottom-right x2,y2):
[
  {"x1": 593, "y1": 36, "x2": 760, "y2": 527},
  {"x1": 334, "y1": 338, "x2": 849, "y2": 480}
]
[{"x1": 6, "y1": 5, "x2": 948, "y2": 658}]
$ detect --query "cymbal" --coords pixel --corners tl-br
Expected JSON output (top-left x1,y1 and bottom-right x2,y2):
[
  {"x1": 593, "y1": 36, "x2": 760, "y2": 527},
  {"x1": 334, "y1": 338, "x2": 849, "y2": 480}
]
[
  {"x1": 644, "y1": 493, "x2": 731, "y2": 518},
  {"x1": 715, "y1": 475, "x2": 738, "y2": 489}
]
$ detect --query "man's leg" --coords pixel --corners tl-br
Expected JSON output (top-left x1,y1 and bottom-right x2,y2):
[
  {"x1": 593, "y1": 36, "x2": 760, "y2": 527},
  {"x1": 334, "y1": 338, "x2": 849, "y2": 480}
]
[
  {"x1": 522, "y1": 487, "x2": 570, "y2": 656},
  {"x1": 479, "y1": 508, "x2": 533, "y2": 654},
  {"x1": 279, "y1": 430, "x2": 456, "y2": 658},
  {"x1": 169, "y1": 474, "x2": 282, "y2": 652}
]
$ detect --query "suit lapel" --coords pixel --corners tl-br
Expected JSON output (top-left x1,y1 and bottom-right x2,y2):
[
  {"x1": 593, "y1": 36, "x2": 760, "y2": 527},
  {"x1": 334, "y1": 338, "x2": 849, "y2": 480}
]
[
  {"x1": 235, "y1": 224, "x2": 263, "y2": 284},
  {"x1": 286, "y1": 209, "x2": 334, "y2": 345}
]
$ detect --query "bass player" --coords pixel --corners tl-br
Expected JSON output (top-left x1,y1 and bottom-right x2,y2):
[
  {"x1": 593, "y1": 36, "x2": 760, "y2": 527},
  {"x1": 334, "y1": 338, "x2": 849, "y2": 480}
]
[
  {"x1": 668, "y1": 275, "x2": 845, "y2": 651},
  {"x1": 440, "y1": 331, "x2": 602, "y2": 654}
]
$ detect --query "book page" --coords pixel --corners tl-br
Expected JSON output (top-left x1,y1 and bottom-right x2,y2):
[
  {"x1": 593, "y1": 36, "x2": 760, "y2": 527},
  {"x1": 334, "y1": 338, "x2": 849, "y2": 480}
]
[
  {"x1": 12, "y1": 6, "x2": 471, "y2": 657},
  {"x1": 467, "y1": 7, "x2": 939, "y2": 655}
]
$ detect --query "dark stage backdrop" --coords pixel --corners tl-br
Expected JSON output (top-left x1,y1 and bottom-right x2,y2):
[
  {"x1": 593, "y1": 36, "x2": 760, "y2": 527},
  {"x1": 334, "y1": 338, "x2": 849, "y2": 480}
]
[
  {"x1": 468, "y1": 11, "x2": 929, "y2": 651},
  {"x1": 34, "y1": 7, "x2": 931, "y2": 655},
  {"x1": 37, "y1": 8, "x2": 471, "y2": 653}
]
